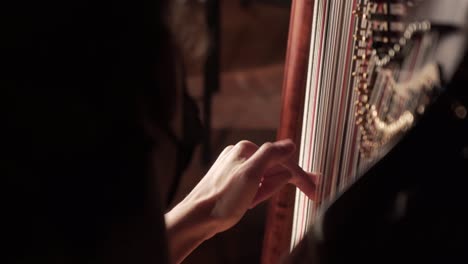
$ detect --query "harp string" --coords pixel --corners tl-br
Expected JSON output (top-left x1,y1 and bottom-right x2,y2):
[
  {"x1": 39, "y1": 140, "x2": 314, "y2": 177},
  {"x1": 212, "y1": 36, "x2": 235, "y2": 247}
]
[
  {"x1": 290, "y1": 0, "x2": 441, "y2": 250},
  {"x1": 291, "y1": 0, "x2": 359, "y2": 248}
]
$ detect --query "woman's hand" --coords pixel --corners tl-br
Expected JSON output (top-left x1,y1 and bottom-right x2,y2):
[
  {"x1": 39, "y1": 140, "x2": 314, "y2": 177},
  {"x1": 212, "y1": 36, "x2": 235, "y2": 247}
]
[{"x1": 165, "y1": 139, "x2": 318, "y2": 263}]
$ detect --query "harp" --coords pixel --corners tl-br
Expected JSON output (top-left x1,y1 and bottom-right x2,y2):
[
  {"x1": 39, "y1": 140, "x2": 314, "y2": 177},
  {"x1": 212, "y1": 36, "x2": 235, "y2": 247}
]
[{"x1": 262, "y1": 0, "x2": 468, "y2": 263}]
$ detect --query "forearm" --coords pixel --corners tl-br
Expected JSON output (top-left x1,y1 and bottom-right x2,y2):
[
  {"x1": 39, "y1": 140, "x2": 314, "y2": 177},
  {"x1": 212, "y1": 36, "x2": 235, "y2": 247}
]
[
  {"x1": 164, "y1": 200, "x2": 218, "y2": 264},
  {"x1": 163, "y1": 139, "x2": 316, "y2": 263}
]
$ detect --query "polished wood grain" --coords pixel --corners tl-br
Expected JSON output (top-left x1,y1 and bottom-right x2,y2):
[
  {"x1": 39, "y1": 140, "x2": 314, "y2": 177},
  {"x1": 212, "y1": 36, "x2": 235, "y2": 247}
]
[{"x1": 261, "y1": 0, "x2": 314, "y2": 263}]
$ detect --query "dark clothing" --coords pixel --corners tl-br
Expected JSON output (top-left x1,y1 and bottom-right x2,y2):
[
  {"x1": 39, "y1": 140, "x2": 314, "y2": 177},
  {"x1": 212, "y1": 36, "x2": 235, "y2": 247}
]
[
  {"x1": 3, "y1": 1, "x2": 171, "y2": 263},
  {"x1": 301, "y1": 2, "x2": 468, "y2": 263},
  {"x1": 311, "y1": 37, "x2": 468, "y2": 264}
]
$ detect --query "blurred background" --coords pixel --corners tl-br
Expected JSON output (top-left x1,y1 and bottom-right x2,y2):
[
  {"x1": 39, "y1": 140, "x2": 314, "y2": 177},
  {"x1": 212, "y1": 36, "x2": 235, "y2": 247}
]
[{"x1": 168, "y1": 1, "x2": 291, "y2": 263}]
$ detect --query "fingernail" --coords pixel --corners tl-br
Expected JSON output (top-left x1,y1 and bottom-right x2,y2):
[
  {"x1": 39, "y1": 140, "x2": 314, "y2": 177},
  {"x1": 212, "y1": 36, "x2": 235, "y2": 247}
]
[{"x1": 278, "y1": 138, "x2": 294, "y2": 145}]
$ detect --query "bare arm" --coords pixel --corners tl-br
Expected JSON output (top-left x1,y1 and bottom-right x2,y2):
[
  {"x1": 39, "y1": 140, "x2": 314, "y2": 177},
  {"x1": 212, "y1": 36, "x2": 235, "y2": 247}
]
[{"x1": 164, "y1": 139, "x2": 318, "y2": 264}]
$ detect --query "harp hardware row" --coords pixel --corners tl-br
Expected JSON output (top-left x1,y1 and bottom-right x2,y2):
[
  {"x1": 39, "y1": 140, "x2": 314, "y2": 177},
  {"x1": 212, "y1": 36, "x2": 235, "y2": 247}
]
[
  {"x1": 264, "y1": 1, "x2": 466, "y2": 262},
  {"x1": 284, "y1": 0, "x2": 449, "y2": 259},
  {"x1": 352, "y1": 0, "x2": 376, "y2": 157},
  {"x1": 372, "y1": 21, "x2": 406, "y2": 32},
  {"x1": 353, "y1": 21, "x2": 431, "y2": 67},
  {"x1": 357, "y1": 2, "x2": 408, "y2": 22},
  {"x1": 365, "y1": 1, "x2": 421, "y2": 58},
  {"x1": 374, "y1": 20, "x2": 431, "y2": 67},
  {"x1": 351, "y1": 0, "x2": 435, "y2": 157},
  {"x1": 359, "y1": 63, "x2": 439, "y2": 153}
]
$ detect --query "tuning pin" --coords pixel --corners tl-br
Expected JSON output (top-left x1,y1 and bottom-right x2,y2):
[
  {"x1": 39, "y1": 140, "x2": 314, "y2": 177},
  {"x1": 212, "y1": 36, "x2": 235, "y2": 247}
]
[
  {"x1": 353, "y1": 34, "x2": 367, "y2": 41},
  {"x1": 358, "y1": 61, "x2": 369, "y2": 68},
  {"x1": 357, "y1": 107, "x2": 366, "y2": 115},
  {"x1": 358, "y1": 78, "x2": 369, "y2": 84},
  {"x1": 355, "y1": 53, "x2": 370, "y2": 61},
  {"x1": 354, "y1": 45, "x2": 368, "y2": 52},
  {"x1": 354, "y1": 3, "x2": 368, "y2": 13},
  {"x1": 355, "y1": 49, "x2": 372, "y2": 58},
  {"x1": 352, "y1": 71, "x2": 368, "y2": 78},
  {"x1": 357, "y1": 116, "x2": 365, "y2": 124},
  {"x1": 357, "y1": 87, "x2": 368, "y2": 94},
  {"x1": 352, "y1": 9, "x2": 368, "y2": 18},
  {"x1": 360, "y1": 94, "x2": 369, "y2": 103},
  {"x1": 421, "y1": 20, "x2": 431, "y2": 31}
]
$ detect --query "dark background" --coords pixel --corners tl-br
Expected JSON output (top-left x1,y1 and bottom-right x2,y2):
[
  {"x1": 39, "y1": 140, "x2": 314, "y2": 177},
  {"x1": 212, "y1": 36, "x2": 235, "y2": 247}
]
[{"x1": 174, "y1": 1, "x2": 291, "y2": 263}]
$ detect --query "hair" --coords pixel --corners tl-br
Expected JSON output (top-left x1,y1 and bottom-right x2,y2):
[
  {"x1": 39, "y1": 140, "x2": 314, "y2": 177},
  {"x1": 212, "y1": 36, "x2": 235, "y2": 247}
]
[{"x1": 166, "y1": 0, "x2": 209, "y2": 74}]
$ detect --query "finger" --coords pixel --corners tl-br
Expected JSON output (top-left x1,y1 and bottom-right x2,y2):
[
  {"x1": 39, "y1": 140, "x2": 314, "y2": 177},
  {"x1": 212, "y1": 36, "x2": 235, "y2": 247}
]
[
  {"x1": 208, "y1": 145, "x2": 235, "y2": 172},
  {"x1": 231, "y1": 140, "x2": 259, "y2": 160},
  {"x1": 284, "y1": 160, "x2": 319, "y2": 201},
  {"x1": 250, "y1": 165, "x2": 292, "y2": 208},
  {"x1": 217, "y1": 145, "x2": 235, "y2": 160},
  {"x1": 242, "y1": 139, "x2": 295, "y2": 179},
  {"x1": 228, "y1": 140, "x2": 294, "y2": 211},
  {"x1": 292, "y1": 171, "x2": 318, "y2": 201},
  {"x1": 213, "y1": 140, "x2": 257, "y2": 166}
]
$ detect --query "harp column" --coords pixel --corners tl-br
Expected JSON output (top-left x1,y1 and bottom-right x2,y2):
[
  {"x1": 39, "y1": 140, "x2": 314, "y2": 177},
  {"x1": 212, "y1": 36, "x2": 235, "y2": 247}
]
[{"x1": 261, "y1": 0, "x2": 314, "y2": 263}]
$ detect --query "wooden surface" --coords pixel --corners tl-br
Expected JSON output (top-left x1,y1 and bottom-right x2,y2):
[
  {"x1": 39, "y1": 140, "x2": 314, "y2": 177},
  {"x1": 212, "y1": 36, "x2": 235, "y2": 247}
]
[{"x1": 261, "y1": 0, "x2": 314, "y2": 263}]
